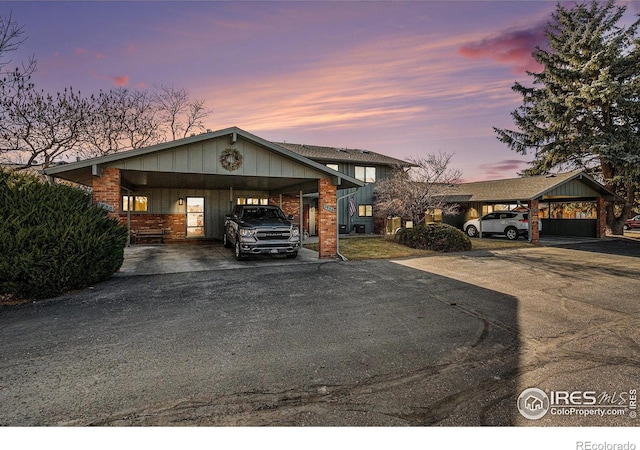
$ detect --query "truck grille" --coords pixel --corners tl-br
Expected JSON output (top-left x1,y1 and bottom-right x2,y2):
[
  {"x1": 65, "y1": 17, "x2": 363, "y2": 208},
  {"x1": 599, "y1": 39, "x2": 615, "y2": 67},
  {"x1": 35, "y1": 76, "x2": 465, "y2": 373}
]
[{"x1": 256, "y1": 230, "x2": 290, "y2": 240}]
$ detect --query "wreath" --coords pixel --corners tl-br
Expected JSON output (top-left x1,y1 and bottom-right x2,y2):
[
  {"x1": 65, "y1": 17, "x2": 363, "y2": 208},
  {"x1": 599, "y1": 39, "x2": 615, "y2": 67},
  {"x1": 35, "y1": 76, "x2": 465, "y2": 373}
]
[{"x1": 220, "y1": 148, "x2": 242, "y2": 171}]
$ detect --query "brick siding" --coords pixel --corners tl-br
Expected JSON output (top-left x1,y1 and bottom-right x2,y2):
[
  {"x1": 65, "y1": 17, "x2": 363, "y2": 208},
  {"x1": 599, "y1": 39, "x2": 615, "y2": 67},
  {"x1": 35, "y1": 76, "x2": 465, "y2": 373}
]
[
  {"x1": 317, "y1": 178, "x2": 337, "y2": 259},
  {"x1": 92, "y1": 167, "x2": 121, "y2": 219},
  {"x1": 121, "y1": 214, "x2": 187, "y2": 242},
  {"x1": 529, "y1": 199, "x2": 540, "y2": 245}
]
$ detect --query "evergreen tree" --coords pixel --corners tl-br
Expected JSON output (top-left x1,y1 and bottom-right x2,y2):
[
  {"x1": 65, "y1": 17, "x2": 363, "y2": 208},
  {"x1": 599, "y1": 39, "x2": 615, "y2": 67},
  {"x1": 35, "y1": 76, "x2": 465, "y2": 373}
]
[{"x1": 494, "y1": 0, "x2": 640, "y2": 234}]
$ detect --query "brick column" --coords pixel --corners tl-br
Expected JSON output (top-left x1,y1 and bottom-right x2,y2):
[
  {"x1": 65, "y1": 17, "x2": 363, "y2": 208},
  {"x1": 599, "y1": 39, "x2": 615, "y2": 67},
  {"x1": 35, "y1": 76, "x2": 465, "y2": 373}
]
[
  {"x1": 318, "y1": 178, "x2": 337, "y2": 259},
  {"x1": 596, "y1": 197, "x2": 607, "y2": 238},
  {"x1": 528, "y1": 199, "x2": 540, "y2": 245},
  {"x1": 92, "y1": 167, "x2": 121, "y2": 220}
]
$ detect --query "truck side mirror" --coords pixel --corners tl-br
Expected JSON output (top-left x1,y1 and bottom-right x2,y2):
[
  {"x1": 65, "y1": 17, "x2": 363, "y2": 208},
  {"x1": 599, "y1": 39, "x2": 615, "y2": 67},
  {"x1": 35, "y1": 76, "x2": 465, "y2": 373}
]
[{"x1": 287, "y1": 215, "x2": 295, "y2": 221}]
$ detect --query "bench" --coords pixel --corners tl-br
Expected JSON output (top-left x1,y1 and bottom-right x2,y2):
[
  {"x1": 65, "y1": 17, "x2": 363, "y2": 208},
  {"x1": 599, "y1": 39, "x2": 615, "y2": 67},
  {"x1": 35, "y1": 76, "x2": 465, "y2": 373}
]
[{"x1": 131, "y1": 228, "x2": 167, "y2": 244}]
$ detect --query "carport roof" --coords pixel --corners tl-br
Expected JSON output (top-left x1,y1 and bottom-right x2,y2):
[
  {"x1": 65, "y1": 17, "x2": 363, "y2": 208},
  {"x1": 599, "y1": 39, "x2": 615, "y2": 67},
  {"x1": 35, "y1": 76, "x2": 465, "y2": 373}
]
[
  {"x1": 43, "y1": 127, "x2": 365, "y2": 193},
  {"x1": 443, "y1": 170, "x2": 617, "y2": 203}
]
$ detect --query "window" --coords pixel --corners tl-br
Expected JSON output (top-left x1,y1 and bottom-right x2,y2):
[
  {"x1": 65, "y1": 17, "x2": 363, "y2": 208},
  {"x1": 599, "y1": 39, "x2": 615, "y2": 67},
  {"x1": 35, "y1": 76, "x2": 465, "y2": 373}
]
[
  {"x1": 237, "y1": 197, "x2": 268, "y2": 205},
  {"x1": 358, "y1": 204, "x2": 373, "y2": 217},
  {"x1": 355, "y1": 166, "x2": 376, "y2": 183},
  {"x1": 326, "y1": 163, "x2": 339, "y2": 171},
  {"x1": 122, "y1": 195, "x2": 148, "y2": 212}
]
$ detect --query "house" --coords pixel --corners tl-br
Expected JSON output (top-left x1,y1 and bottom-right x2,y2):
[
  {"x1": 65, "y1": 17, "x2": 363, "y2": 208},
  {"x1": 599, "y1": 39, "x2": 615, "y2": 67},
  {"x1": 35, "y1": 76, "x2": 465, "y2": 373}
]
[
  {"x1": 276, "y1": 143, "x2": 410, "y2": 235},
  {"x1": 43, "y1": 127, "x2": 408, "y2": 259},
  {"x1": 438, "y1": 171, "x2": 618, "y2": 244}
]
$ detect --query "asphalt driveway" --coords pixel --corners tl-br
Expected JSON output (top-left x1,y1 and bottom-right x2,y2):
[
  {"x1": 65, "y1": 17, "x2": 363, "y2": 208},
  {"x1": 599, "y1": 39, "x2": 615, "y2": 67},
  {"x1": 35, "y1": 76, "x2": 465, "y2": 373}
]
[{"x1": 0, "y1": 239, "x2": 638, "y2": 426}]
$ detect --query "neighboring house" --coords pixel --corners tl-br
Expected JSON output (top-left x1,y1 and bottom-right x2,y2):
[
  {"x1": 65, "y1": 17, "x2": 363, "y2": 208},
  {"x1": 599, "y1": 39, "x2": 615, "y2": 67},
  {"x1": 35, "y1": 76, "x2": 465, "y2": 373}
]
[
  {"x1": 437, "y1": 170, "x2": 617, "y2": 243},
  {"x1": 277, "y1": 143, "x2": 411, "y2": 235}
]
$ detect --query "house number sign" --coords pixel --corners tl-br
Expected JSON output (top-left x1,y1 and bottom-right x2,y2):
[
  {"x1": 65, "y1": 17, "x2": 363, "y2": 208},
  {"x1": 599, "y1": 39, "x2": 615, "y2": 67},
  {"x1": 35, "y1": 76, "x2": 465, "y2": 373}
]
[{"x1": 323, "y1": 204, "x2": 335, "y2": 213}]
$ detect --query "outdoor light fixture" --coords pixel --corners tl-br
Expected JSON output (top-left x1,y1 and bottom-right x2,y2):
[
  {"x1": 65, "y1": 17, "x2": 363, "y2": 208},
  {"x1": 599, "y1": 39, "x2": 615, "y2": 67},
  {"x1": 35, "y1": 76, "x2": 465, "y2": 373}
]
[{"x1": 179, "y1": 198, "x2": 184, "y2": 205}]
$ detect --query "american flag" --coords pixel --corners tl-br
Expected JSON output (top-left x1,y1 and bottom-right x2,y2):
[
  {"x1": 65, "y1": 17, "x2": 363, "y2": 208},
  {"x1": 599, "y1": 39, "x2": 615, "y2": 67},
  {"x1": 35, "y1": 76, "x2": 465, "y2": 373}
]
[{"x1": 349, "y1": 197, "x2": 356, "y2": 217}]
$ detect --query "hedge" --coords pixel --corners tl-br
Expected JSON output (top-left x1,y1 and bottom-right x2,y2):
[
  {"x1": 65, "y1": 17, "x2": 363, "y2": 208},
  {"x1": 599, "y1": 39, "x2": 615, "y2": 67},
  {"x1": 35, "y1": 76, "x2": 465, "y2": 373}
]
[
  {"x1": 396, "y1": 222, "x2": 472, "y2": 252},
  {"x1": 0, "y1": 169, "x2": 128, "y2": 300}
]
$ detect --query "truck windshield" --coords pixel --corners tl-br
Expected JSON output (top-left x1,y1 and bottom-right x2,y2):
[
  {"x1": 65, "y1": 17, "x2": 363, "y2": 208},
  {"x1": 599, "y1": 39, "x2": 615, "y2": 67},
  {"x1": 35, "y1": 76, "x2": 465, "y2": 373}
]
[{"x1": 243, "y1": 207, "x2": 286, "y2": 220}]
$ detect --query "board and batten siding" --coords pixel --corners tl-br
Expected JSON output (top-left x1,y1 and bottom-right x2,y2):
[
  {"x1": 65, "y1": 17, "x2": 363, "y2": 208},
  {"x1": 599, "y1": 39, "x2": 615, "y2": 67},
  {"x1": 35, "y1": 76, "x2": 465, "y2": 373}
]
[
  {"x1": 542, "y1": 178, "x2": 601, "y2": 199},
  {"x1": 108, "y1": 136, "x2": 326, "y2": 179}
]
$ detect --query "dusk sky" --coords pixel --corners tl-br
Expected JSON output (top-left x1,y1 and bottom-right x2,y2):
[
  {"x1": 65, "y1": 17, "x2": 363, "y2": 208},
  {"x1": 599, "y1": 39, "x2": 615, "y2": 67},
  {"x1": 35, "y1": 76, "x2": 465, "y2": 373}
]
[{"x1": 4, "y1": 1, "x2": 640, "y2": 181}]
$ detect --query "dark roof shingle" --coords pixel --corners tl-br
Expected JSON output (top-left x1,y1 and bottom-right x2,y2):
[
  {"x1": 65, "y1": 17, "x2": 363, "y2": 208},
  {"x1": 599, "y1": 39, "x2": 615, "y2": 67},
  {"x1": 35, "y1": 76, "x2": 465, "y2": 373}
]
[
  {"x1": 442, "y1": 171, "x2": 615, "y2": 202},
  {"x1": 275, "y1": 142, "x2": 411, "y2": 167}
]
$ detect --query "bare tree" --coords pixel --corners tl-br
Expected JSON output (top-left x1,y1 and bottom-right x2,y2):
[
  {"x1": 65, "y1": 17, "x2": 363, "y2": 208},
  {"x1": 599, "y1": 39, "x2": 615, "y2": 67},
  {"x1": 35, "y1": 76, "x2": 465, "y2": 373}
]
[
  {"x1": 82, "y1": 88, "x2": 162, "y2": 157},
  {"x1": 374, "y1": 153, "x2": 462, "y2": 226},
  {"x1": 0, "y1": 12, "x2": 36, "y2": 96},
  {"x1": 0, "y1": 87, "x2": 92, "y2": 168},
  {"x1": 0, "y1": 14, "x2": 212, "y2": 166},
  {"x1": 153, "y1": 84, "x2": 209, "y2": 140},
  {"x1": 82, "y1": 85, "x2": 210, "y2": 157}
]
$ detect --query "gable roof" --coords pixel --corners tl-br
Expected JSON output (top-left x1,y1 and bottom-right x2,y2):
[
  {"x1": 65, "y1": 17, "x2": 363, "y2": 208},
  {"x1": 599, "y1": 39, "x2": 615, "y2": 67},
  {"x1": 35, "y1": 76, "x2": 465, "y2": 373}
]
[
  {"x1": 275, "y1": 142, "x2": 411, "y2": 167},
  {"x1": 43, "y1": 127, "x2": 364, "y2": 191},
  {"x1": 443, "y1": 171, "x2": 617, "y2": 203}
]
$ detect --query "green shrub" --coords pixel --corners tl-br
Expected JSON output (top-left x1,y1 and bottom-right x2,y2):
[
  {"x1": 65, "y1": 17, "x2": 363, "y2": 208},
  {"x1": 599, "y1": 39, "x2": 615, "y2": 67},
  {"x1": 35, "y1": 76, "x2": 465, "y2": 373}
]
[
  {"x1": 0, "y1": 169, "x2": 128, "y2": 300},
  {"x1": 396, "y1": 222, "x2": 472, "y2": 252}
]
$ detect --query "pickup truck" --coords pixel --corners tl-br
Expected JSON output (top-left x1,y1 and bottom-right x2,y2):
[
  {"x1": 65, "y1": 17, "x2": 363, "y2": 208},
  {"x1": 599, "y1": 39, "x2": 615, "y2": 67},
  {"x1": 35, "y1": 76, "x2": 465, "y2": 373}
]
[{"x1": 223, "y1": 205, "x2": 300, "y2": 260}]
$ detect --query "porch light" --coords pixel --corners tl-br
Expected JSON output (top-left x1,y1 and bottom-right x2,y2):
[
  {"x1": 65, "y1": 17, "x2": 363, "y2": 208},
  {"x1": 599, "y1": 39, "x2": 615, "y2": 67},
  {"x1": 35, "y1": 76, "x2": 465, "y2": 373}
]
[{"x1": 179, "y1": 198, "x2": 184, "y2": 205}]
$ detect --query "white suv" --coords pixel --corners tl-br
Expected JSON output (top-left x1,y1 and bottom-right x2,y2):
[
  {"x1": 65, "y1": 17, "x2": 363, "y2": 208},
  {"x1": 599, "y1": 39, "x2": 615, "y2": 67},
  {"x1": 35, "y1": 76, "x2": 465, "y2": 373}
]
[{"x1": 463, "y1": 211, "x2": 540, "y2": 240}]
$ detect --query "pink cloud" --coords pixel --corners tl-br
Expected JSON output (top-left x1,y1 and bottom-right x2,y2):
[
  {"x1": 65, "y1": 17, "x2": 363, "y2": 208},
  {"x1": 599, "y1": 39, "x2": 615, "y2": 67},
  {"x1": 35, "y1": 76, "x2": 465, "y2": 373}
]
[
  {"x1": 458, "y1": 23, "x2": 547, "y2": 74},
  {"x1": 127, "y1": 43, "x2": 137, "y2": 54},
  {"x1": 111, "y1": 75, "x2": 129, "y2": 87},
  {"x1": 480, "y1": 160, "x2": 530, "y2": 177},
  {"x1": 75, "y1": 47, "x2": 106, "y2": 59}
]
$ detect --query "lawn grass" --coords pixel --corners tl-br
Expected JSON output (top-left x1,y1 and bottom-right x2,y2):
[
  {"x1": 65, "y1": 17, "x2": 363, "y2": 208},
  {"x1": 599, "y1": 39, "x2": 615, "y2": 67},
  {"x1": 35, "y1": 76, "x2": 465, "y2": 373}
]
[{"x1": 304, "y1": 235, "x2": 532, "y2": 260}]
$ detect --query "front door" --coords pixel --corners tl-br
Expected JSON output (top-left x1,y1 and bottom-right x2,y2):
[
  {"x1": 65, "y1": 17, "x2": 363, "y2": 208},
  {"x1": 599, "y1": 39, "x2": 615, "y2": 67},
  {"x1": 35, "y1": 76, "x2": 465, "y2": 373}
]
[{"x1": 186, "y1": 197, "x2": 205, "y2": 237}]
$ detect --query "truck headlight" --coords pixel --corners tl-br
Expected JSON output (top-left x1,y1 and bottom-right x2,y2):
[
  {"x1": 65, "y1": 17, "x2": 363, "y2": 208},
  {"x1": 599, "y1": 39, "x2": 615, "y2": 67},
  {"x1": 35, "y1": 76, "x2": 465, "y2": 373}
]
[
  {"x1": 291, "y1": 227, "x2": 300, "y2": 237},
  {"x1": 240, "y1": 228, "x2": 256, "y2": 237}
]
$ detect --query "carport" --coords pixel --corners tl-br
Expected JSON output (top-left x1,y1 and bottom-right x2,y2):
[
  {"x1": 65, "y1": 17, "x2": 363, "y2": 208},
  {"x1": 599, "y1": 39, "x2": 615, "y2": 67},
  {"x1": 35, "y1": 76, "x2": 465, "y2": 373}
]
[
  {"x1": 44, "y1": 127, "x2": 364, "y2": 259},
  {"x1": 442, "y1": 171, "x2": 617, "y2": 244}
]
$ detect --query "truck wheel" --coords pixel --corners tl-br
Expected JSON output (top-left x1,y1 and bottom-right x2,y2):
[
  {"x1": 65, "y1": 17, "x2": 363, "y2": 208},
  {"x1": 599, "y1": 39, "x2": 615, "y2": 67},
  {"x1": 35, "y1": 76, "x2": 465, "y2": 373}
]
[
  {"x1": 286, "y1": 252, "x2": 298, "y2": 259},
  {"x1": 235, "y1": 239, "x2": 245, "y2": 261}
]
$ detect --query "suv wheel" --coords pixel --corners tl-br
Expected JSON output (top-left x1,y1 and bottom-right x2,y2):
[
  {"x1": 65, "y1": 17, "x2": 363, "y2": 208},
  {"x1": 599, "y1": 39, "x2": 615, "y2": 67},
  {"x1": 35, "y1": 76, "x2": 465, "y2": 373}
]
[
  {"x1": 235, "y1": 239, "x2": 246, "y2": 261},
  {"x1": 466, "y1": 225, "x2": 478, "y2": 238},
  {"x1": 505, "y1": 226, "x2": 519, "y2": 241}
]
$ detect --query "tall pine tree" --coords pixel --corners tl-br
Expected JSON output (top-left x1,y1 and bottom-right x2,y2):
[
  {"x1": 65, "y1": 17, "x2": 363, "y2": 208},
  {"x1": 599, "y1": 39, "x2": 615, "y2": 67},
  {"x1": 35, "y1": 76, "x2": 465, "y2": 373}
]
[{"x1": 494, "y1": 0, "x2": 640, "y2": 234}]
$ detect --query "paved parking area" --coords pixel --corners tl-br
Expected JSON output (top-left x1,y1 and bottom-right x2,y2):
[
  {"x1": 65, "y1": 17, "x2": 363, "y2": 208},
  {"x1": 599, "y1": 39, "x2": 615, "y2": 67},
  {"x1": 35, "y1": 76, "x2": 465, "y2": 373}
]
[
  {"x1": 0, "y1": 238, "x2": 638, "y2": 427},
  {"x1": 117, "y1": 242, "x2": 322, "y2": 276}
]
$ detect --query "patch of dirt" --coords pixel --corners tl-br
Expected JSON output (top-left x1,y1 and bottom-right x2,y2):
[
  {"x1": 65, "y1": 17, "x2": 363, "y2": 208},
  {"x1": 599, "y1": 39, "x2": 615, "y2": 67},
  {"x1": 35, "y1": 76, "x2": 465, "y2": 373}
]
[{"x1": 0, "y1": 293, "x2": 31, "y2": 306}]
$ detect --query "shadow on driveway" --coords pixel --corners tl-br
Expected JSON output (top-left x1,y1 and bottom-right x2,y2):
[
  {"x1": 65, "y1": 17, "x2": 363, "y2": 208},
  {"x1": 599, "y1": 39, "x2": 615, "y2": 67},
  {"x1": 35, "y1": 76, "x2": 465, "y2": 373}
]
[
  {"x1": 543, "y1": 236, "x2": 640, "y2": 258},
  {"x1": 0, "y1": 259, "x2": 521, "y2": 426}
]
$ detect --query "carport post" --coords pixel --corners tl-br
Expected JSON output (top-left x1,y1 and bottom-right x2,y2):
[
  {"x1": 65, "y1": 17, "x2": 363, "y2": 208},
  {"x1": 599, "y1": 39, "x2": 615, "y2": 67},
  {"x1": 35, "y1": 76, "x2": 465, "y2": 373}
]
[
  {"x1": 528, "y1": 199, "x2": 540, "y2": 245},
  {"x1": 122, "y1": 186, "x2": 132, "y2": 246},
  {"x1": 299, "y1": 190, "x2": 304, "y2": 242}
]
